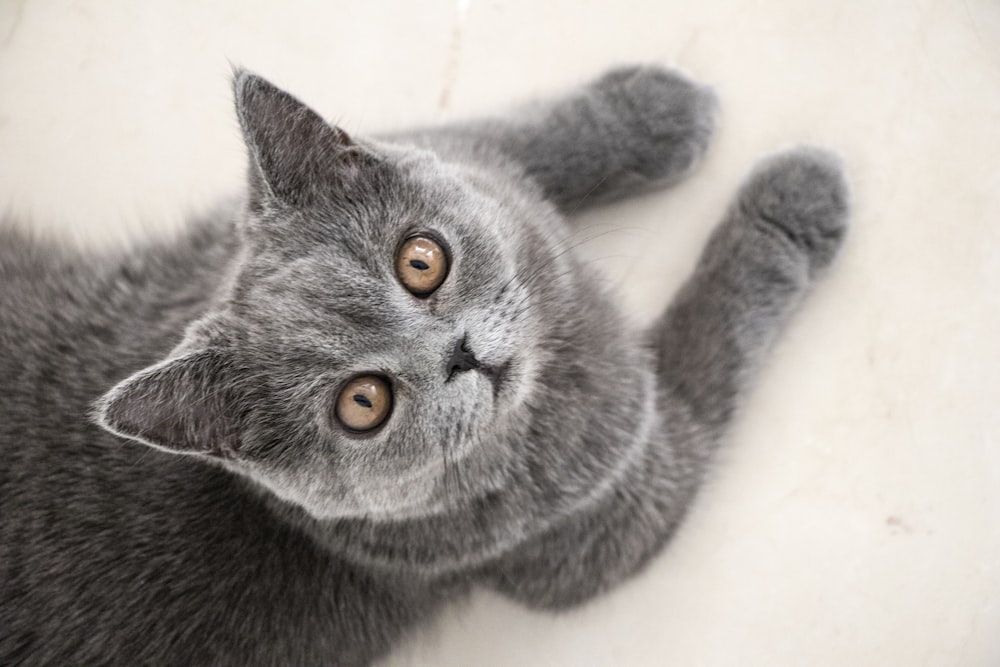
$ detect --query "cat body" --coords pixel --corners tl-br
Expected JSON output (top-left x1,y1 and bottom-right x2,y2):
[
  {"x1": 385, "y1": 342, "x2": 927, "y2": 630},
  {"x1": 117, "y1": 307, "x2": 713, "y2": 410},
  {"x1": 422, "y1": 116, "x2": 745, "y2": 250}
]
[{"x1": 0, "y1": 66, "x2": 848, "y2": 665}]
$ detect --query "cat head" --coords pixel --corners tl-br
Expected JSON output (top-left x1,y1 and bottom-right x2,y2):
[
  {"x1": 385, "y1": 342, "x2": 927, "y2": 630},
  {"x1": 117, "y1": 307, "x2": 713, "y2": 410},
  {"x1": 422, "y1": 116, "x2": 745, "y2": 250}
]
[{"x1": 95, "y1": 72, "x2": 573, "y2": 521}]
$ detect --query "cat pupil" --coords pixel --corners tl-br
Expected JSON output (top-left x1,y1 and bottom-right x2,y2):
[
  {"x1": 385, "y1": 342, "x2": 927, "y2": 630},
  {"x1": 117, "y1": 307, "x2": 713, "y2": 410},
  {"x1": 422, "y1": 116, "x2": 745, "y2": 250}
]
[
  {"x1": 353, "y1": 394, "x2": 372, "y2": 409},
  {"x1": 409, "y1": 259, "x2": 429, "y2": 271}
]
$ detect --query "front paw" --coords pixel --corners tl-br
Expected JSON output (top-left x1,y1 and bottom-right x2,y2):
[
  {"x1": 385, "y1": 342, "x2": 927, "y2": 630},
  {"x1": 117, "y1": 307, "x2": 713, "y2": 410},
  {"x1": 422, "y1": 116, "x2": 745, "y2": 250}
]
[
  {"x1": 590, "y1": 64, "x2": 718, "y2": 185},
  {"x1": 737, "y1": 147, "x2": 850, "y2": 275}
]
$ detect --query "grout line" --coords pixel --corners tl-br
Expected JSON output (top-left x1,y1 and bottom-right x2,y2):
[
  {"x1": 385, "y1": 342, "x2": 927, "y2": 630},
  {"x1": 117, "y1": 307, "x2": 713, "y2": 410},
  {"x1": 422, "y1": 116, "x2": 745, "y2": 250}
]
[{"x1": 438, "y1": 0, "x2": 472, "y2": 113}]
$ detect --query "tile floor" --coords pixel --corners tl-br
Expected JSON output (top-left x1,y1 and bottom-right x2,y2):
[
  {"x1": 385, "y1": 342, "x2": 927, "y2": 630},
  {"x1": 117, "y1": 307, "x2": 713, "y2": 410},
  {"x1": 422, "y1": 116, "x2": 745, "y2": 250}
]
[{"x1": 1, "y1": 1, "x2": 998, "y2": 665}]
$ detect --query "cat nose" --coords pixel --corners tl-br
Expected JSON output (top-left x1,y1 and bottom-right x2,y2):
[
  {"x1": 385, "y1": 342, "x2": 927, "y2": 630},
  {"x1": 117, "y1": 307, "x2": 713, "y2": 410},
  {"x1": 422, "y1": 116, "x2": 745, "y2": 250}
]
[{"x1": 444, "y1": 335, "x2": 479, "y2": 381}]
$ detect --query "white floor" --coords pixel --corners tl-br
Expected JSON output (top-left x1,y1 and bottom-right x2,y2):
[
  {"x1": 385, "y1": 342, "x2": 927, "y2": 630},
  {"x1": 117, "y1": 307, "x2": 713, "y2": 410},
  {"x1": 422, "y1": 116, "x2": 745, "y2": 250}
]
[{"x1": 2, "y1": 1, "x2": 998, "y2": 665}]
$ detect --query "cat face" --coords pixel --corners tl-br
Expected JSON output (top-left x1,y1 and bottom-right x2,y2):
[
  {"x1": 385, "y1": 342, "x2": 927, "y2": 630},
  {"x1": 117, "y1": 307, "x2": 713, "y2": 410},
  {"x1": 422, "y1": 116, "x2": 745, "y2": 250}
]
[
  {"x1": 215, "y1": 142, "x2": 552, "y2": 519},
  {"x1": 97, "y1": 72, "x2": 570, "y2": 520}
]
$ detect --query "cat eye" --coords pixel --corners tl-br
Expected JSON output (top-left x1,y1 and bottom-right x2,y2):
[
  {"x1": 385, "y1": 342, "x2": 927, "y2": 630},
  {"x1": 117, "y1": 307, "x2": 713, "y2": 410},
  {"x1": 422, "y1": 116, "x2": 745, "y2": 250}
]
[
  {"x1": 396, "y1": 234, "x2": 449, "y2": 297},
  {"x1": 335, "y1": 375, "x2": 393, "y2": 432}
]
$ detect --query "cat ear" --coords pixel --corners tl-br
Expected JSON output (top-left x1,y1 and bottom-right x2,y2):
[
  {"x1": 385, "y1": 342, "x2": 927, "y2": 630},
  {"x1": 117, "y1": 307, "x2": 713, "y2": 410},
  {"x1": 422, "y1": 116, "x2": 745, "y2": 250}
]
[
  {"x1": 233, "y1": 69, "x2": 358, "y2": 208},
  {"x1": 95, "y1": 349, "x2": 242, "y2": 458}
]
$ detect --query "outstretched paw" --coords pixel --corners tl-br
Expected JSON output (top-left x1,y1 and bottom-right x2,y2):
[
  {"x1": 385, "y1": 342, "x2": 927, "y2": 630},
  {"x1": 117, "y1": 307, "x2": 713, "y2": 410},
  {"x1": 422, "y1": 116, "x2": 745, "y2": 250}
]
[
  {"x1": 737, "y1": 147, "x2": 850, "y2": 275},
  {"x1": 590, "y1": 64, "x2": 718, "y2": 189}
]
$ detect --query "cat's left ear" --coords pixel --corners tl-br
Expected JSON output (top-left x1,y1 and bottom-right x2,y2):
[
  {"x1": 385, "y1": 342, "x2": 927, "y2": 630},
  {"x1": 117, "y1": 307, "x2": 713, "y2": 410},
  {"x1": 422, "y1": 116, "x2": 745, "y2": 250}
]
[
  {"x1": 233, "y1": 69, "x2": 360, "y2": 208},
  {"x1": 94, "y1": 349, "x2": 244, "y2": 459}
]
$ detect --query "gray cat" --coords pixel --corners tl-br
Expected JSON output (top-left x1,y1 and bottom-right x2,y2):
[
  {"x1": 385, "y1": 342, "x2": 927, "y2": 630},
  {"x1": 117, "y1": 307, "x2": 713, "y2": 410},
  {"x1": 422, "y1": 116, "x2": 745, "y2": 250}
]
[{"x1": 0, "y1": 65, "x2": 848, "y2": 665}]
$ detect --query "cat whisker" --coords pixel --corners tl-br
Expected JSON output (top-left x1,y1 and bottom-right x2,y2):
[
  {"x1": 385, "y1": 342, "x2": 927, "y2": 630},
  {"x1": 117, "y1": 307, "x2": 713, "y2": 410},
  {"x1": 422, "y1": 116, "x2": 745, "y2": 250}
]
[
  {"x1": 565, "y1": 173, "x2": 611, "y2": 216},
  {"x1": 502, "y1": 224, "x2": 636, "y2": 304}
]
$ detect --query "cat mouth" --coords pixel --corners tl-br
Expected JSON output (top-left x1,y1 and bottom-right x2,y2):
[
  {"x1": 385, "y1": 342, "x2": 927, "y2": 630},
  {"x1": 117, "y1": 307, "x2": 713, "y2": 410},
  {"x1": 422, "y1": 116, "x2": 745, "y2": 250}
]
[{"x1": 480, "y1": 358, "x2": 512, "y2": 398}]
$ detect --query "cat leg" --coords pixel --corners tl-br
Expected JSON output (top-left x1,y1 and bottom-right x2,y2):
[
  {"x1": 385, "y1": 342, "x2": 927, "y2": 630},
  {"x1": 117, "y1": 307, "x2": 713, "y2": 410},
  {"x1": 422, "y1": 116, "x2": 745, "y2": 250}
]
[
  {"x1": 651, "y1": 146, "x2": 849, "y2": 434},
  {"x1": 482, "y1": 147, "x2": 849, "y2": 609},
  {"x1": 400, "y1": 65, "x2": 718, "y2": 212}
]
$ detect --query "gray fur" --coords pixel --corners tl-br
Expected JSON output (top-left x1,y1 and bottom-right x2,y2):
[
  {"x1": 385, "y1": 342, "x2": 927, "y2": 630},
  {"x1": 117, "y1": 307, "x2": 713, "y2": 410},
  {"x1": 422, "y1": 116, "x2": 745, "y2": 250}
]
[{"x1": 0, "y1": 65, "x2": 849, "y2": 665}]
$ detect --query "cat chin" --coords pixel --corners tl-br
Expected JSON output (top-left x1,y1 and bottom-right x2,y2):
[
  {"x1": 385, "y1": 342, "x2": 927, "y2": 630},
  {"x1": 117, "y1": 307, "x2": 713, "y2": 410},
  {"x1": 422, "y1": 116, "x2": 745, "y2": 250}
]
[
  {"x1": 237, "y1": 457, "x2": 478, "y2": 522},
  {"x1": 237, "y1": 471, "x2": 439, "y2": 522},
  {"x1": 295, "y1": 488, "x2": 459, "y2": 523},
  {"x1": 301, "y1": 448, "x2": 516, "y2": 523}
]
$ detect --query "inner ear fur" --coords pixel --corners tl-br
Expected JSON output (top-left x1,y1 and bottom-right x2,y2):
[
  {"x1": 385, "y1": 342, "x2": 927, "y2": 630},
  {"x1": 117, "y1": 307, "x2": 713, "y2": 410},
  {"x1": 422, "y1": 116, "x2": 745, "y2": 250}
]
[{"x1": 95, "y1": 348, "x2": 244, "y2": 459}]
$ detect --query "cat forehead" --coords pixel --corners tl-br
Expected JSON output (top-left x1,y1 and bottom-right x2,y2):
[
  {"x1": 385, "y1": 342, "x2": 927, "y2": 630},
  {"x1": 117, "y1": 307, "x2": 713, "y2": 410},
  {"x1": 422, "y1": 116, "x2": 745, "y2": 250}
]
[
  {"x1": 244, "y1": 155, "x2": 516, "y2": 271},
  {"x1": 262, "y1": 149, "x2": 501, "y2": 240}
]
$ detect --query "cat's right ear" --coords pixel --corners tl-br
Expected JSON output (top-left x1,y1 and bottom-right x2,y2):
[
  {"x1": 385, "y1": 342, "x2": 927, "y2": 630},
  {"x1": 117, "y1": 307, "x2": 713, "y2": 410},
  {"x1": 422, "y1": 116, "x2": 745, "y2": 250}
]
[
  {"x1": 232, "y1": 69, "x2": 358, "y2": 210},
  {"x1": 94, "y1": 349, "x2": 244, "y2": 459}
]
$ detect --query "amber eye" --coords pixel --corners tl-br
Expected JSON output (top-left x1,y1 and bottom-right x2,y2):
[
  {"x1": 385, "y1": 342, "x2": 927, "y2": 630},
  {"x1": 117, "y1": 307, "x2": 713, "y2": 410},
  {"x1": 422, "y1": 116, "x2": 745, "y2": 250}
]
[
  {"x1": 396, "y1": 235, "x2": 449, "y2": 297},
  {"x1": 335, "y1": 375, "x2": 393, "y2": 432}
]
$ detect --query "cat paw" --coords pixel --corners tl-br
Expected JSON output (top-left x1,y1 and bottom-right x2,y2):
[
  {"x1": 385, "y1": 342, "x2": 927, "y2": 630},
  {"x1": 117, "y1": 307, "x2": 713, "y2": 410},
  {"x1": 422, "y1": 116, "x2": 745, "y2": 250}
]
[
  {"x1": 737, "y1": 147, "x2": 850, "y2": 275},
  {"x1": 590, "y1": 64, "x2": 718, "y2": 187}
]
